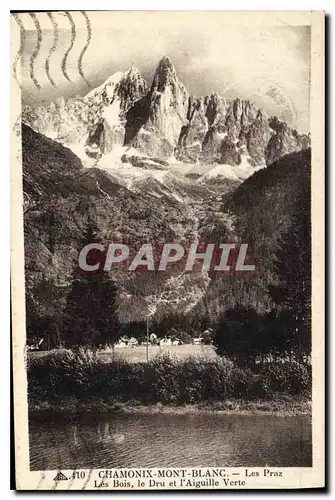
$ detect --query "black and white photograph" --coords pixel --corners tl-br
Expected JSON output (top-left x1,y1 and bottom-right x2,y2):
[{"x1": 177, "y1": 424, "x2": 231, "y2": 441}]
[{"x1": 10, "y1": 10, "x2": 324, "y2": 490}]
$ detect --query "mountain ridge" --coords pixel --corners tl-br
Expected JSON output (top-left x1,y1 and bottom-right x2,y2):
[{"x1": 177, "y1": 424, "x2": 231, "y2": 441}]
[{"x1": 22, "y1": 56, "x2": 310, "y2": 176}]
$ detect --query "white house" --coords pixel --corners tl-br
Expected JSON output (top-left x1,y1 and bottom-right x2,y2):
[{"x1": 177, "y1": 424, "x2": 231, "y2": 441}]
[
  {"x1": 128, "y1": 337, "x2": 138, "y2": 347},
  {"x1": 115, "y1": 339, "x2": 127, "y2": 349},
  {"x1": 159, "y1": 337, "x2": 172, "y2": 346}
]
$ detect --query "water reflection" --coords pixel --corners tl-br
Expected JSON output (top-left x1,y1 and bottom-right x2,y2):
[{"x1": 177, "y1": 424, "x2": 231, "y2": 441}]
[{"x1": 29, "y1": 411, "x2": 312, "y2": 470}]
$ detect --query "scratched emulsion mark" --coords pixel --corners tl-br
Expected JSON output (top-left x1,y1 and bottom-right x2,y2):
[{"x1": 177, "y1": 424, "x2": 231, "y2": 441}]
[
  {"x1": 51, "y1": 469, "x2": 61, "y2": 490},
  {"x1": 66, "y1": 470, "x2": 75, "y2": 490},
  {"x1": 28, "y1": 13, "x2": 42, "y2": 90},
  {"x1": 12, "y1": 13, "x2": 25, "y2": 89},
  {"x1": 61, "y1": 12, "x2": 76, "y2": 83},
  {"x1": 82, "y1": 469, "x2": 93, "y2": 490},
  {"x1": 78, "y1": 11, "x2": 91, "y2": 86},
  {"x1": 13, "y1": 112, "x2": 21, "y2": 134},
  {"x1": 45, "y1": 13, "x2": 58, "y2": 87},
  {"x1": 35, "y1": 472, "x2": 46, "y2": 490}
]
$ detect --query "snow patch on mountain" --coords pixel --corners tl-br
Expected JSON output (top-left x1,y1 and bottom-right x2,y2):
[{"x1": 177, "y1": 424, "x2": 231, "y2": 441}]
[
  {"x1": 85, "y1": 71, "x2": 124, "y2": 100},
  {"x1": 103, "y1": 99, "x2": 121, "y2": 128},
  {"x1": 183, "y1": 154, "x2": 265, "y2": 183}
]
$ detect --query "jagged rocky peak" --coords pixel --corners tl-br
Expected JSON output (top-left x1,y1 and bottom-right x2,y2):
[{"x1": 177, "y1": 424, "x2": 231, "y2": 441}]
[
  {"x1": 85, "y1": 66, "x2": 148, "y2": 115},
  {"x1": 127, "y1": 55, "x2": 189, "y2": 156},
  {"x1": 149, "y1": 55, "x2": 188, "y2": 106},
  {"x1": 80, "y1": 67, "x2": 149, "y2": 156},
  {"x1": 158, "y1": 55, "x2": 174, "y2": 68},
  {"x1": 176, "y1": 93, "x2": 281, "y2": 165},
  {"x1": 121, "y1": 65, "x2": 148, "y2": 91},
  {"x1": 151, "y1": 55, "x2": 177, "y2": 91},
  {"x1": 127, "y1": 64, "x2": 142, "y2": 76},
  {"x1": 21, "y1": 66, "x2": 148, "y2": 149},
  {"x1": 22, "y1": 56, "x2": 310, "y2": 168},
  {"x1": 85, "y1": 71, "x2": 124, "y2": 100},
  {"x1": 265, "y1": 116, "x2": 311, "y2": 166}
]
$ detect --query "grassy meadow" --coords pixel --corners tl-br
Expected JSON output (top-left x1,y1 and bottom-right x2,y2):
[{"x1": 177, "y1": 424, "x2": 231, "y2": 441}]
[{"x1": 29, "y1": 343, "x2": 217, "y2": 363}]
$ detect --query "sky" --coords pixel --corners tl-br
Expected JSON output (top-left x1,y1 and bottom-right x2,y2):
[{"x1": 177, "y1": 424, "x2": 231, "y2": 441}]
[{"x1": 13, "y1": 12, "x2": 311, "y2": 132}]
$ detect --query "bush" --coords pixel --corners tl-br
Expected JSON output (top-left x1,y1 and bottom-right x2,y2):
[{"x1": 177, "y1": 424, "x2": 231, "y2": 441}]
[
  {"x1": 230, "y1": 367, "x2": 255, "y2": 398},
  {"x1": 260, "y1": 361, "x2": 311, "y2": 395},
  {"x1": 249, "y1": 375, "x2": 271, "y2": 400},
  {"x1": 149, "y1": 355, "x2": 181, "y2": 403},
  {"x1": 27, "y1": 350, "x2": 311, "y2": 406}
]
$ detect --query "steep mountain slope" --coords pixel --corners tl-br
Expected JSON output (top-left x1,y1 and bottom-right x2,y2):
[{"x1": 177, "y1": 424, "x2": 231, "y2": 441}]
[
  {"x1": 191, "y1": 149, "x2": 311, "y2": 324},
  {"x1": 22, "y1": 124, "x2": 215, "y2": 339},
  {"x1": 227, "y1": 148, "x2": 311, "y2": 284},
  {"x1": 228, "y1": 149, "x2": 311, "y2": 244},
  {"x1": 22, "y1": 118, "x2": 311, "y2": 343}
]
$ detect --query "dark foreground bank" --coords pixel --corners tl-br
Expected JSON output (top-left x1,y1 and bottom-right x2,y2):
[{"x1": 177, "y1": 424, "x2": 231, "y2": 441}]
[{"x1": 28, "y1": 348, "x2": 311, "y2": 413}]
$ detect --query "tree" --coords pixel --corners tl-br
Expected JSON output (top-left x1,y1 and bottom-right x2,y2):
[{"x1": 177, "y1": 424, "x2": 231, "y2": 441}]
[
  {"x1": 63, "y1": 224, "x2": 120, "y2": 349},
  {"x1": 213, "y1": 307, "x2": 263, "y2": 367},
  {"x1": 269, "y1": 203, "x2": 311, "y2": 358},
  {"x1": 202, "y1": 329, "x2": 213, "y2": 345},
  {"x1": 262, "y1": 309, "x2": 296, "y2": 359},
  {"x1": 25, "y1": 277, "x2": 64, "y2": 348}
]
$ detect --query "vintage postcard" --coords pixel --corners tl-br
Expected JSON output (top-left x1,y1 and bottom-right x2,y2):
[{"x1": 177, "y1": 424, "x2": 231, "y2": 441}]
[{"x1": 11, "y1": 10, "x2": 324, "y2": 490}]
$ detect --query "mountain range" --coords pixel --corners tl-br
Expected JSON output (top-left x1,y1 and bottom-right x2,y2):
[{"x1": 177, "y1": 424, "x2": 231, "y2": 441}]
[
  {"x1": 23, "y1": 56, "x2": 310, "y2": 174},
  {"x1": 21, "y1": 56, "x2": 311, "y2": 342}
]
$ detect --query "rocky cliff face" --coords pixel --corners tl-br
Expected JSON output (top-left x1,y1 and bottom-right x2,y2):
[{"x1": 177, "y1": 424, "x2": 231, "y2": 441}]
[
  {"x1": 175, "y1": 94, "x2": 307, "y2": 167},
  {"x1": 265, "y1": 117, "x2": 311, "y2": 166},
  {"x1": 23, "y1": 67, "x2": 148, "y2": 156},
  {"x1": 84, "y1": 67, "x2": 148, "y2": 156},
  {"x1": 121, "y1": 56, "x2": 189, "y2": 158},
  {"x1": 22, "y1": 56, "x2": 310, "y2": 171}
]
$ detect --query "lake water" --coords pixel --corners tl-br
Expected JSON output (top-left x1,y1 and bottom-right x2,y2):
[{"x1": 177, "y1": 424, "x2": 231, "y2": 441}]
[{"x1": 29, "y1": 411, "x2": 312, "y2": 470}]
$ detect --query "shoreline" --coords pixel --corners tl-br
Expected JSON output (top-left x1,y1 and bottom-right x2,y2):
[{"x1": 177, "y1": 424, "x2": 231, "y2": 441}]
[{"x1": 29, "y1": 397, "x2": 311, "y2": 416}]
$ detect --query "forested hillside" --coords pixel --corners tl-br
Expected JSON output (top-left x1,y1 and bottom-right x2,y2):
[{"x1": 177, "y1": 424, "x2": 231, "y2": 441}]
[{"x1": 22, "y1": 118, "x2": 311, "y2": 347}]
